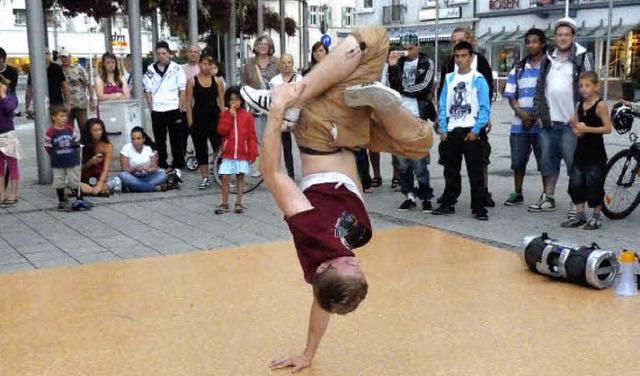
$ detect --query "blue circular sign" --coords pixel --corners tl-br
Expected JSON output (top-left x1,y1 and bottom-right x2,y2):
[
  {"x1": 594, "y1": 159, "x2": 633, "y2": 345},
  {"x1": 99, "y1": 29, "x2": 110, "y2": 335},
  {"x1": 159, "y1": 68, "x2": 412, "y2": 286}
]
[{"x1": 321, "y1": 34, "x2": 332, "y2": 48}]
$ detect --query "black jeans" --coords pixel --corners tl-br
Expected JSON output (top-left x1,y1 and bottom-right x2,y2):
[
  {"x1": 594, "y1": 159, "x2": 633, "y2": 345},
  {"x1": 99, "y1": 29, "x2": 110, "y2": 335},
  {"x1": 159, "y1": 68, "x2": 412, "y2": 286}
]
[
  {"x1": 151, "y1": 109, "x2": 186, "y2": 169},
  {"x1": 281, "y1": 132, "x2": 295, "y2": 179},
  {"x1": 355, "y1": 149, "x2": 372, "y2": 190},
  {"x1": 440, "y1": 127, "x2": 486, "y2": 213}
]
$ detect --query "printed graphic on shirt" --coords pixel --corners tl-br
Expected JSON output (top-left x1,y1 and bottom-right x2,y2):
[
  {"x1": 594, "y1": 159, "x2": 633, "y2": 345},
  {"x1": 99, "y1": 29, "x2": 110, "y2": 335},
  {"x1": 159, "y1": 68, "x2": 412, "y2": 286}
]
[
  {"x1": 402, "y1": 61, "x2": 417, "y2": 89},
  {"x1": 333, "y1": 211, "x2": 367, "y2": 250},
  {"x1": 450, "y1": 81, "x2": 472, "y2": 121}
]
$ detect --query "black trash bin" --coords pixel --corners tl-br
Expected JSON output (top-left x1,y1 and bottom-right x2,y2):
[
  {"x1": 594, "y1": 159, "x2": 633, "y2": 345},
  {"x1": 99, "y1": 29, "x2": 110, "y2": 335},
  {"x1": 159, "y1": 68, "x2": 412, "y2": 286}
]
[{"x1": 621, "y1": 81, "x2": 636, "y2": 101}]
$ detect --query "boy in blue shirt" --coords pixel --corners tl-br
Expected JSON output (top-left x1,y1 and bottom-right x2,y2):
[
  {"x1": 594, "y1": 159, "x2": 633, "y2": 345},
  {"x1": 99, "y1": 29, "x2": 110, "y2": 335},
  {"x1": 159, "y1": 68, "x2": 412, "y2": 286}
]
[
  {"x1": 435, "y1": 41, "x2": 491, "y2": 220},
  {"x1": 503, "y1": 28, "x2": 547, "y2": 206},
  {"x1": 44, "y1": 105, "x2": 82, "y2": 211}
]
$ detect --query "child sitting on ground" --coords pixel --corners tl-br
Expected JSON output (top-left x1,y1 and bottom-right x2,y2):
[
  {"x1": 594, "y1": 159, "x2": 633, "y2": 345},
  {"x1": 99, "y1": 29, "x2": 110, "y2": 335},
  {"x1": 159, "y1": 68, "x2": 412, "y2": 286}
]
[
  {"x1": 562, "y1": 71, "x2": 612, "y2": 230},
  {"x1": 214, "y1": 86, "x2": 258, "y2": 214},
  {"x1": 44, "y1": 105, "x2": 83, "y2": 211}
]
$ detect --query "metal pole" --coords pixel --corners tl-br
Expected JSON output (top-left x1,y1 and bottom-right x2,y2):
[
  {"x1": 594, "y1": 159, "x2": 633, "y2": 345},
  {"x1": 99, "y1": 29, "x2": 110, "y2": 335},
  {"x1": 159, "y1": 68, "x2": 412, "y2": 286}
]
[
  {"x1": 103, "y1": 17, "x2": 113, "y2": 53},
  {"x1": 257, "y1": 0, "x2": 264, "y2": 36},
  {"x1": 280, "y1": 0, "x2": 286, "y2": 55},
  {"x1": 26, "y1": 0, "x2": 52, "y2": 183},
  {"x1": 228, "y1": 0, "x2": 238, "y2": 86},
  {"x1": 603, "y1": 0, "x2": 614, "y2": 100},
  {"x1": 52, "y1": 4, "x2": 59, "y2": 52},
  {"x1": 435, "y1": 0, "x2": 439, "y2": 81},
  {"x1": 302, "y1": 0, "x2": 309, "y2": 70},
  {"x1": 127, "y1": 0, "x2": 147, "y2": 130},
  {"x1": 188, "y1": 0, "x2": 198, "y2": 45},
  {"x1": 151, "y1": 8, "x2": 159, "y2": 57},
  {"x1": 565, "y1": 0, "x2": 569, "y2": 18}
]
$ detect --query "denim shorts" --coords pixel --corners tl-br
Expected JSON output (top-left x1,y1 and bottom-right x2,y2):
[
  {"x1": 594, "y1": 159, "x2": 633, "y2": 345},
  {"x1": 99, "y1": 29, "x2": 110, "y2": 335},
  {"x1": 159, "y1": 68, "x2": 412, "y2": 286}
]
[
  {"x1": 539, "y1": 122, "x2": 577, "y2": 177},
  {"x1": 568, "y1": 162, "x2": 606, "y2": 208},
  {"x1": 510, "y1": 133, "x2": 541, "y2": 174}
]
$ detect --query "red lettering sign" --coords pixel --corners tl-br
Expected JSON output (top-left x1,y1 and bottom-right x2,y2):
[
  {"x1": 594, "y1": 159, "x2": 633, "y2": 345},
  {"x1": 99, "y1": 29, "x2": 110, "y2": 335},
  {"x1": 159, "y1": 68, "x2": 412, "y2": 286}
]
[{"x1": 489, "y1": 0, "x2": 519, "y2": 10}]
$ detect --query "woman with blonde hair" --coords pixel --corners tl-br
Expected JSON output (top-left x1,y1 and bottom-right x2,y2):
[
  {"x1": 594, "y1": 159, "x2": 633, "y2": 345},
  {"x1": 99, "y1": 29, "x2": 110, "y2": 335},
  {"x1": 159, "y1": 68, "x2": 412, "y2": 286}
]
[{"x1": 269, "y1": 54, "x2": 303, "y2": 179}]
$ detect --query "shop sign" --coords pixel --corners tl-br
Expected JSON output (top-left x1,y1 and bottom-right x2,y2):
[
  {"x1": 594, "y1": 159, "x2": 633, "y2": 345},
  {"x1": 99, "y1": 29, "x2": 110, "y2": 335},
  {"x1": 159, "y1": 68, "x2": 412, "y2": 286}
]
[
  {"x1": 418, "y1": 7, "x2": 461, "y2": 21},
  {"x1": 489, "y1": 0, "x2": 520, "y2": 10}
]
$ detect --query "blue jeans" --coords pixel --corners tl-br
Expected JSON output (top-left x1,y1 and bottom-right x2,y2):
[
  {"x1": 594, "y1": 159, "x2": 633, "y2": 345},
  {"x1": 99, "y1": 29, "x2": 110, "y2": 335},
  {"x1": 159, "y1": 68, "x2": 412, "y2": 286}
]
[
  {"x1": 539, "y1": 122, "x2": 577, "y2": 177},
  {"x1": 510, "y1": 132, "x2": 542, "y2": 174},
  {"x1": 119, "y1": 169, "x2": 168, "y2": 192},
  {"x1": 397, "y1": 155, "x2": 433, "y2": 202}
]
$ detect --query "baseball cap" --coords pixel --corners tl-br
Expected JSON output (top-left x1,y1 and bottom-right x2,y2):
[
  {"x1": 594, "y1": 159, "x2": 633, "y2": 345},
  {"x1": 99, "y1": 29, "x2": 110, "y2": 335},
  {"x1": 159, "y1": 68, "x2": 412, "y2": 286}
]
[
  {"x1": 554, "y1": 17, "x2": 576, "y2": 33},
  {"x1": 400, "y1": 32, "x2": 419, "y2": 46},
  {"x1": 59, "y1": 48, "x2": 71, "y2": 57}
]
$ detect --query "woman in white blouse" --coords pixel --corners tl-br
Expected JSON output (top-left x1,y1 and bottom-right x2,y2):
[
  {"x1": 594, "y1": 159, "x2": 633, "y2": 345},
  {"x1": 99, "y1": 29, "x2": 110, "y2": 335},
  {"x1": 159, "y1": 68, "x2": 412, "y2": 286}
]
[
  {"x1": 118, "y1": 127, "x2": 170, "y2": 192},
  {"x1": 269, "y1": 54, "x2": 302, "y2": 179}
]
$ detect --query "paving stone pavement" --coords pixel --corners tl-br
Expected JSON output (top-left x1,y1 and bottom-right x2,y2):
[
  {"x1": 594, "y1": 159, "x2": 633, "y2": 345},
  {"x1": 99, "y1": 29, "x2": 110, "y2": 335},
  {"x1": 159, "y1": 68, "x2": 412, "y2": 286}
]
[{"x1": 1, "y1": 99, "x2": 638, "y2": 275}]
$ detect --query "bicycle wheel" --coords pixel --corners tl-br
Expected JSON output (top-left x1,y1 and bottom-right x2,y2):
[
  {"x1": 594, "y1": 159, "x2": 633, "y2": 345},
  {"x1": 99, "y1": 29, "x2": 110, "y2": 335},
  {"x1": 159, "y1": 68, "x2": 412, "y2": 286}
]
[
  {"x1": 210, "y1": 147, "x2": 264, "y2": 194},
  {"x1": 602, "y1": 149, "x2": 640, "y2": 219}
]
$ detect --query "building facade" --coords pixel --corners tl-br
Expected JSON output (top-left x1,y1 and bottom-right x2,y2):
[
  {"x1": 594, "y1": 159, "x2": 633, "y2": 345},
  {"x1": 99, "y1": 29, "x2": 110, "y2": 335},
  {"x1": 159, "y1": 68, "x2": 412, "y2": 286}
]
[{"x1": 0, "y1": 0, "x2": 155, "y2": 72}]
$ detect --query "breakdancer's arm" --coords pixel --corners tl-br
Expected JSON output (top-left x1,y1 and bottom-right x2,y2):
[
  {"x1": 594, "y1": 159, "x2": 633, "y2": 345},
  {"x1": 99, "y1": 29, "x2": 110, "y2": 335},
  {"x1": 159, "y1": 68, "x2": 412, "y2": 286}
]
[{"x1": 259, "y1": 82, "x2": 313, "y2": 217}]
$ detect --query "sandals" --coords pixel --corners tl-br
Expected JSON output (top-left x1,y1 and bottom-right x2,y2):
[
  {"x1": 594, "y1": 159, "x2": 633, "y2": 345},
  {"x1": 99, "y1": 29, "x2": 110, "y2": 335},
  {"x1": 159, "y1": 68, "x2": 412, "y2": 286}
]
[
  {"x1": 2, "y1": 198, "x2": 18, "y2": 205},
  {"x1": 215, "y1": 204, "x2": 230, "y2": 215},
  {"x1": 234, "y1": 203, "x2": 246, "y2": 214},
  {"x1": 391, "y1": 178, "x2": 401, "y2": 192},
  {"x1": 371, "y1": 177, "x2": 382, "y2": 187}
]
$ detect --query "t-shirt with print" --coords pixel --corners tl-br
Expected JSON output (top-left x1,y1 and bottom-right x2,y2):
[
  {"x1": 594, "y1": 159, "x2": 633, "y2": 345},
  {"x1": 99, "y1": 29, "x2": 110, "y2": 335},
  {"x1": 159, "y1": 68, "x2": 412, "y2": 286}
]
[
  {"x1": 401, "y1": 58, "x2": 420, "y2": 117},
  {"x1": 285, "y1": 183, "x2": 372, "y2": 284},
  {"x1": 444, "y1": 71, "x2": 478, "y2": 131},
  {"x1": 120, "y1": 143, "x2": 156, "y2": 169},
  {"x1": 44, "y1": 124, "x2": 79, "y2": 168},
  {"x1": 503, "y1": 60, "x2": 541, "y2": 134},
  {"x1": 63, "y1": 64, "x2": 89, "y2": 109}
]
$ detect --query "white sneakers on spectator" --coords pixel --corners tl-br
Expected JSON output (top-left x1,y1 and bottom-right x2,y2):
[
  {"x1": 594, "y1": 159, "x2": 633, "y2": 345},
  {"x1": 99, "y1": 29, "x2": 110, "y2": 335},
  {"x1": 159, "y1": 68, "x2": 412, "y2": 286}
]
[
  {"x1": 240, "y1": 86, "x2": 299, "y2": 131},
  {"x1": 241, "y1": 81, "x2": 401, "y2": 132},
  {"x1": 343, "y1": 81, "x2": 402, "y2": 111}
]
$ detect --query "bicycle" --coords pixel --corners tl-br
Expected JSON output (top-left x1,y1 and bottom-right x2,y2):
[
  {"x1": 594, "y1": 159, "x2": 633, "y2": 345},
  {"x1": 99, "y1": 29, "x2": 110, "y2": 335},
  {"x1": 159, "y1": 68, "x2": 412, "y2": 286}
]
[
  {"x1": 602, "y1": 103, "x2": 640, "y2": 219},
  {"x1": 185, "y1": 144, "x2": 264, "y2": 194}
]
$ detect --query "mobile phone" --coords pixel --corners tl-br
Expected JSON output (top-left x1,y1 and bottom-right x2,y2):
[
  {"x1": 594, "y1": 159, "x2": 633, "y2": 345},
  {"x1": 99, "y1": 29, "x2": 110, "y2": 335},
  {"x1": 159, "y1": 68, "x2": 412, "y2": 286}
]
[
  {"x1": 95, "y1": 154, "x2": 103, "y2": 158},
  {"x1": 397, "y1": 51, "x2": 408, "y2": 57}
]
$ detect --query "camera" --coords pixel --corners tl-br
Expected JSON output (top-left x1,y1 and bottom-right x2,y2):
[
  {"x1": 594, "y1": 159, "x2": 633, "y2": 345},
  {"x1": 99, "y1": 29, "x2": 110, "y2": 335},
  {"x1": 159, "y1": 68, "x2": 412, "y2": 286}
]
[{"x1": 397, "y1": 51, "x2": 408, "y2": 57}]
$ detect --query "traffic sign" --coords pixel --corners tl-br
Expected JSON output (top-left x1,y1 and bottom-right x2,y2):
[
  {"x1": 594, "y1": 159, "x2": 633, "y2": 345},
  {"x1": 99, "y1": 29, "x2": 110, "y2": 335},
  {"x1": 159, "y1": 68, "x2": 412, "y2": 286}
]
[{"x1": 321, "y1": 34, "x2": 332, "y2": 48}]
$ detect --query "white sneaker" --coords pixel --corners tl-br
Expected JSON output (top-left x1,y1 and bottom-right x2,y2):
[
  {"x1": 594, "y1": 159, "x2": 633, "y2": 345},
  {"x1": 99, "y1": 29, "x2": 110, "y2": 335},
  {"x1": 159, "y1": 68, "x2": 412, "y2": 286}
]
[
  {"x1": 241, "y1": 86, "x2": 300, "y2": 130},
  {"x1": 241, "y1": 86, "x2": 271, "y2": 115},
  {"x1": 343, "y1": 81, "x2": 401, "y2": 111},
  {"x1": 198, "y1": 177, "x2": 211, "y2": 189}
]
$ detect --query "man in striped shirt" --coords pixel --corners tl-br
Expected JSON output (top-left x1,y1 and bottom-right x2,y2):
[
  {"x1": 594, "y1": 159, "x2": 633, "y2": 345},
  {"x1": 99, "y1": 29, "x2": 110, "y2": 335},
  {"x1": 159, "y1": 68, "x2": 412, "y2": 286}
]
[{"x1": 503, "y1": 28, "x2": 546, "y2": 206}]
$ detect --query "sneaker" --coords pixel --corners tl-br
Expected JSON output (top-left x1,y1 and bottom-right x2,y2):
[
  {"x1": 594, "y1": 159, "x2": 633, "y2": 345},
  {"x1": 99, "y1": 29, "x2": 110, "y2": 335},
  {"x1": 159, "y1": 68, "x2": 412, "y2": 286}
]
[
  {"x1": 343, "y1": 82, "x2": 402, "y2": 111},
  {"x1": 422, "y1": 200, "x2": 433, "y2": 213},
  {"x1": 112, "y1": 176, "x2": 123, "y2": 197},
  {"x1": 568, "y1": 202, "x2": 577, "y2": 219},
  {"x1": 198, "y1": 178, "x2": 211, "y2": 190},
  {"x1": 561, "y1": 216, "x2": 587, "y2": 228},
  {"x1": 527, "y1": 194, "x2": 556, "y2": 212},
  {"x1": 582, "y1": 217, "x2": 602, "y2": 230},
  {"x1": 56, "y1": 202, "x2": 66, "y2": 211},
  {"x1": 432, "y1": 204, "x2": 455, "y2": 215},
  {"x1": 474, "y1": 211, "x2": 489, "y2": 221},
  {"x1": 398, "y1": 199, "x2": 417, "y2": 211},
  {"x1": 484, "y1": 191, "x2": 496, "y2": 207},
  {"x1": 241, "y1": 86, "x2": 300, "y2": 129},
  {"x1": 241, "y1": 86, "x2": 270, "y2": 115},
  {"x1": 504, "y1": 192, "x2": 524, "y2": 206}
]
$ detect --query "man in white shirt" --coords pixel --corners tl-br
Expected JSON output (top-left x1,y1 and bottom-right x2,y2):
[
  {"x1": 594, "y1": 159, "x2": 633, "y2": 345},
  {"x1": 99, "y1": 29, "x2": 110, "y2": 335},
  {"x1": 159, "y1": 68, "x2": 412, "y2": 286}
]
[
  {"x1": 143, "y1": 41, "x2": 187, "y2": 169},
  {"x1": 530, "y1": 17, "x2": 594, "y2": 216}
]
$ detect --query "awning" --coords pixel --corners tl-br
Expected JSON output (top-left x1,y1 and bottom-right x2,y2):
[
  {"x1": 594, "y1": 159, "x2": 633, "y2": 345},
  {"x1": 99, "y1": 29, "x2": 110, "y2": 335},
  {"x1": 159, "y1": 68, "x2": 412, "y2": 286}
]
[
  {"x1": 477, "y1": 21, "x2": 640, "y2": 45},
  {"x1": 388, "y1": 23, "x2": 474, "y2": 44}
]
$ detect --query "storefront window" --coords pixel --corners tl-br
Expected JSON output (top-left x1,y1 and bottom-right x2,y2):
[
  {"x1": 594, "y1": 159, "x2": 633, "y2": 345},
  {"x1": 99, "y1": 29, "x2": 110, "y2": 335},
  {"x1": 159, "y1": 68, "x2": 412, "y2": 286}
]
[{"x1": 493, "y1": 43, "x2": 522, "y2": 75}]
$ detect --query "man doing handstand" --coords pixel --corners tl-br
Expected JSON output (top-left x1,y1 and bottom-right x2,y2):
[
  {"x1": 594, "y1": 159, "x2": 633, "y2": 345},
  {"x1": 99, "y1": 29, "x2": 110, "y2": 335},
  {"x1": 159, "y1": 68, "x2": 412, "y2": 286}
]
[{"x1": 248, "y1": 25, "x2": 433, "y2": 373}]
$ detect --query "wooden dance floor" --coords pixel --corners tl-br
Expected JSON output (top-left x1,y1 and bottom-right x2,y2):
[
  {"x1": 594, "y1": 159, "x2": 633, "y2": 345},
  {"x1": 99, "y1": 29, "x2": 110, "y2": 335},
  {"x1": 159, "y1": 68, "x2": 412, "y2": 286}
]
[{"x1": 1, "y1": 226, "x2": 639, "y2": 375}]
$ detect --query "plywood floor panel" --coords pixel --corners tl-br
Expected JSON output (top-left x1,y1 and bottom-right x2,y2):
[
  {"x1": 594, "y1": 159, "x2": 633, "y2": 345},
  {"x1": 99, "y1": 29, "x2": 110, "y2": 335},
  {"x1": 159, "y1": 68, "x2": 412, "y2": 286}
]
[{"x1": 0, "y1": 226, "x2": 639, "y2": 375}]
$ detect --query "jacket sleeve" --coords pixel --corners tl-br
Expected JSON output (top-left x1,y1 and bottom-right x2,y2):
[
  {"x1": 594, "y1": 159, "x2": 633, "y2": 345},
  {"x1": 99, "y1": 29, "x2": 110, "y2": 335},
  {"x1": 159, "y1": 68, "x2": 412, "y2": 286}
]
[
  {"x1": 437, "y1": 58, "x2": 452, "y2": 101},
  {"x1": 217, "y1": 111, "x2": 233, "y2": 136},
  {"x1": 247, "y1": 114, "x2": 258, "y2": 163},
  {"x1": 0, "y1": 94, "x2": 18, "y2": 116},
  {"x1": 402, "y1": 58, "x2": 435, "y2": 99},
  {"x1": 473, "y1": 76, "x2": 491, "y2": 135},
  {"x1": 438, "y1": 78, "x2": 449, "y2": 133},
  {"x1": 387, "y1": 64, "x2": 403, "y2": 94},
  {"x1": 143, "y1": 67, "x2": 153, "y2": 93},
  {"x1": 477, "y1": 54, "x2": 494, "y2": 104},
  {"x1": 44, "y1": 127, "x2": 53, "y2": 155}
]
